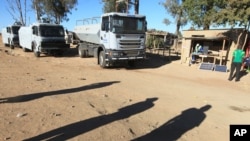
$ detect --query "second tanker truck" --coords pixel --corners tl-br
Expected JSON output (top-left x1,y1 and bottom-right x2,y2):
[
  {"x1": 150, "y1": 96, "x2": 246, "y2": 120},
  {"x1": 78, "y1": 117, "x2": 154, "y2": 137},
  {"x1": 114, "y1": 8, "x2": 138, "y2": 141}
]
[{"x1": 74, "y1": 12, "x2": 147, "y2": 68}]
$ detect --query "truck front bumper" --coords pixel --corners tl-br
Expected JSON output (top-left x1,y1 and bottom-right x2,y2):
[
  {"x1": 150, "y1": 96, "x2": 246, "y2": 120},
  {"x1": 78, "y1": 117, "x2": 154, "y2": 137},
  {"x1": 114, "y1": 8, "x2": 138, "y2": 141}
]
[
  {"x1": 40, "y1": 43, "x2": 70, "y2": 51},
  {"x1": 105, "y1": 49, "x2": 146, "y2": 61}
]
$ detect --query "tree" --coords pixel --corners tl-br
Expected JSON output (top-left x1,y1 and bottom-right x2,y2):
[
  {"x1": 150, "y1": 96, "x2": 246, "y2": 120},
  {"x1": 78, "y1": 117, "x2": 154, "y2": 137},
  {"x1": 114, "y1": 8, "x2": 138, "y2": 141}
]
[
  {"x1": 182, "y1": 0, "x2": 222, "y2": 30},
  {"x1": 102, "y1": 0, "x2": 138, "y2": 14},
  {"x1": 213, "y1": 0, "x2": 250, "y2": 30},
  {"x1": 162, "y1": 0, "x2": 187, "y2": 36},
  {"x1": 102, "y1": 0, "x2": 128, "y2": 13},
  {"x1": 212, "y1": 0, "x2": 250, "y2": 48},
  {"x1": 32, "y1": 0, "x2": 78, "y2": 24},
  {"x1": 134, "y1": 0, "x2": 139, "y2": 14},
  {"x1": 5, "y1": 0, "x2": 27, "y2": 25}
]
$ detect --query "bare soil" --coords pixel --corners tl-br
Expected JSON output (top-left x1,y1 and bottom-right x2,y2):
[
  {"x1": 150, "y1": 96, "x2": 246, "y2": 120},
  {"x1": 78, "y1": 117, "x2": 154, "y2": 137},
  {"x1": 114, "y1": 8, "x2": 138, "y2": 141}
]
[{"x1": 1, "y1": 35, "x2": 250, "y2": 141}]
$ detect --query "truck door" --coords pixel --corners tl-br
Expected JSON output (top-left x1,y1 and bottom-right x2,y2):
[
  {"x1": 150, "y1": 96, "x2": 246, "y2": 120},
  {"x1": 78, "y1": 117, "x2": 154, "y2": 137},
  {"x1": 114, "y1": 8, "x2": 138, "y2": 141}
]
[
  {"x1": 100, "y1": 16, "x2": 110, "y2": 49},
  {"x1": 31, "y1": 26, "x2": 39, "y2": 51}
]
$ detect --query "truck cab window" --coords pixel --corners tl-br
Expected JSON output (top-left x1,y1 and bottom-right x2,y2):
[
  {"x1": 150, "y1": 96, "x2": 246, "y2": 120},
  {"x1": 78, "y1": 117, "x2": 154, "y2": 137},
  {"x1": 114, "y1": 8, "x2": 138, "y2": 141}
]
[
  {"x1": 32, "y1": 26, "x2": 38, "y2": 36},
  {"x1": 12, "y1": 26, "x2": 20, "y2": 34},
  {"x1": 101, "y1": 16, "x2": 109, "y2": 31},
  {"x1": 7, "y1": 27, "x2": 10, "y2": 33},
  {"x1": 110, "y1": 16, "x2": 146, "y2": 34}
]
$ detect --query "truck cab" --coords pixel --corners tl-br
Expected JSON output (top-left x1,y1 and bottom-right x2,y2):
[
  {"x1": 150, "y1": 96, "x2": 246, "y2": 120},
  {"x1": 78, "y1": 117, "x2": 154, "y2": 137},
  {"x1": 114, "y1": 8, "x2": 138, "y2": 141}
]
[
  {"x1": 19, "y1": 22, "x2": 70, "y2": 57},
  {"x1": 1, "y1": 22, "x2": 21, "y2": 49},
  {"x1": 74, "y1": 12, "x2": 147, "y2": 67}
]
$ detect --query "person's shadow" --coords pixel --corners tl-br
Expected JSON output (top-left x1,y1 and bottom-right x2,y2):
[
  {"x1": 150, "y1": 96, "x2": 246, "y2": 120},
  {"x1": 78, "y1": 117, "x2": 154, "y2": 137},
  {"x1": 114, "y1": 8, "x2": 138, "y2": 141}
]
[
  {"x1": 0, "y1": 81, "x2": 120, "y2": 103},
  {"x1": 132, "y1": 104, "x2": 212, "y2": 141},
  {"x1": 23, "y1": 98, "x2": 158, "y2": 141}
]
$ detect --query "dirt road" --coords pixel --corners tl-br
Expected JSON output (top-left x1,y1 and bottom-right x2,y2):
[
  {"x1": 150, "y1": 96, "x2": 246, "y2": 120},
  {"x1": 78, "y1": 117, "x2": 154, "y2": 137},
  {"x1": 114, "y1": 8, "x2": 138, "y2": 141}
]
[{"x1": 1, "y1": 37, "x2": 250, "y2": 141}]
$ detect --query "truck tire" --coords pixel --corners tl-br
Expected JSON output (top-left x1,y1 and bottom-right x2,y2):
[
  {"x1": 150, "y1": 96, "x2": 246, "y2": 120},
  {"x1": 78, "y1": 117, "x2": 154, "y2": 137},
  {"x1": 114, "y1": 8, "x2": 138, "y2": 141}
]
[
  {"x1": 78, "y1": 48, "x2": 87, "y2": 58},
  {"x1": 10, "y1": 41, "x2": 14, "y2": 49},
  {"x1": 34, "y1": 51, "x2": 40, "y2": 57},
  {"x1": 99, "y1": 51, "x2": 106, "y2": 68},
  {"x1": 22, "y1": 47, "x2": 28, "y2": 52},
  {"x1": 32, "y1": 44, "x2": 40, "y2": 57}
]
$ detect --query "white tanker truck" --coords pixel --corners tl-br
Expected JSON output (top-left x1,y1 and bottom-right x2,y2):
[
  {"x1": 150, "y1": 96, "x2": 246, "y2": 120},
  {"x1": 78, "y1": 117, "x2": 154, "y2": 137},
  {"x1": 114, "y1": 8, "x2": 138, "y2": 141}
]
[
  {"x1": 74, "y1": 12, "x2": 147, "y2": 67},
  {"x1": 19, "y1": 20, "x2": 69, "y2": 57},
  {"x1": 1, "y1": 22, "x2": 22, "y2": 49}
]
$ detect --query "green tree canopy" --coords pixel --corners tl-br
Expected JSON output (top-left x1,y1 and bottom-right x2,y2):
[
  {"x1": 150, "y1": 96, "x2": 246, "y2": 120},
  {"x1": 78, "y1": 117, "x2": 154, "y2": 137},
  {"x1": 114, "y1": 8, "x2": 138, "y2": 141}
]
[
  {"x1": 212, "y1": 0, "x2": 250, "y2": 47},
  {"x1": 212, "y1": 0, "x2": 250, "y2": 30},
  {"x1": 162, "y1": 0, "x2": 187, "y2": 36},
  {"x1": 182, "y1": 0, "x2": 223, "y2": 30},
  {"x1": 32, "y1": 0, "x2": 78, "y2": 24},
  {"x1": 102, "y1": 0, "x2": 138, "y2": 14},
  {"x1": 102, "y1": 0, "x2": 129, "y2": 13}
]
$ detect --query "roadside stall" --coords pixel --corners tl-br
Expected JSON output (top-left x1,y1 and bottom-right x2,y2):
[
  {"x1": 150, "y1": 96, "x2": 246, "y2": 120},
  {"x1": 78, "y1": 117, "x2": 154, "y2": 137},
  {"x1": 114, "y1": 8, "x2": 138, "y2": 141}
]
[{"x1": 181, "y1": 29, "x2": 248, "y2": 72}]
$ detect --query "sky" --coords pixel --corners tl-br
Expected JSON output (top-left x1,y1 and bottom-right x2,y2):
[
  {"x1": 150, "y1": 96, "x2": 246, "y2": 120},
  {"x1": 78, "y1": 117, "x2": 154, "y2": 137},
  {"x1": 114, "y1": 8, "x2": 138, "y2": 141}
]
[{"x1": 0, "y1": 0, "x2": 190, "y2": 34}]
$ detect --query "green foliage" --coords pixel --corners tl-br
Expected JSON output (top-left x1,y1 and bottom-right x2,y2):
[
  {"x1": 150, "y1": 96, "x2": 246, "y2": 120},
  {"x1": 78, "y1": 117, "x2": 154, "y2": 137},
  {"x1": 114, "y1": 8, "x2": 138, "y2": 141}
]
[
  {"x1": 181, "y1": 0, "x2": 250, "y2": 30},
  {"x1": 182, "y1": 0, "x2": 219, "y2": 30},
  {"x1": 146, "y1": 35, "x2": 154, "y2": 48},
  {"x1": 146, "y1": 29, "x2": 172, "y2": 49},
  {"x1": 32, "y1": 0, "x2": 78, "y2": 24},
  {"x1": 102, "y1": 0, "x2": 130, "y2": 13},
  {"x1": 162, "y1": 0, "x2": 187, "y2": 36},
  {"x1": 212, "y1": 0, "x2": 250, "y2": 30},
  {"x1": 102, "y1": 0, "x2": 138, "y2": 14}
]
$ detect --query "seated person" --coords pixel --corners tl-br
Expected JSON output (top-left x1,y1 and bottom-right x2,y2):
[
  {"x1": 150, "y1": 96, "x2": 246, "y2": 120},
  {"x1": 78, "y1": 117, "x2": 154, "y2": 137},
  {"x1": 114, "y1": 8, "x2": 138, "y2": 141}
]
[
  {"x1": 195, "y1": 43, "x2": 203, "y2": 53},
  {"x1": 191, "y1": 43, "x2": 203, "y2": 63},
  {"x1": 242, "y1": 54, "x2": 250, "y2": 70}
]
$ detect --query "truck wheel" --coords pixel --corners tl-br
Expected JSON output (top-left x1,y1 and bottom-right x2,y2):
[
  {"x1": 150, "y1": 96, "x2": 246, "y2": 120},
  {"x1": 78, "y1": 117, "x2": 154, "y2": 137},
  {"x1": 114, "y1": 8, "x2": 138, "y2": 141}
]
[
  {"x1": 32, "y1": 43, "x2": 40, "y2": 57},
  {"x1": 99, "y1": 51, "x2": 106, "y2": 68},
  {"x1": 22, "y1": 47, "x2": 28, "y2": 52},
  {"x1": 78, "y1": 48, "x2": 87, "y2": 58},
  {"x1": 10, "y1": 41, "x2": 14, "y2": 49},
  {"x1": 34, "y1": 51, "x2": 40, "y2": 57}
]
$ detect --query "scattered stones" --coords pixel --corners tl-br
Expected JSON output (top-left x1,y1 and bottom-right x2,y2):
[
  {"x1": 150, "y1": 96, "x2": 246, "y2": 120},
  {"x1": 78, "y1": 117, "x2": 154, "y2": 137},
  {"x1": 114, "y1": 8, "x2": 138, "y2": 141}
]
[
  {"x1": 128, "y1": 128, "x2": 136, "y2": 136},
  {"x1": 51, "y1": 112, "x2": 61, "y2": 117},
  {"x1": 79, "y1": 77, "x2": 86, "y2": 80},
  {"x1": 36, "y1": 78, "x2": 45, "y2": 81},
  {"x1": 229, "y1": 106, "x2": 250, "y2": 112},
  {"x1": 16, "y1": 113, "x2": 27, "y2": 118},
  {"x1": 88, "y1": 102, "x2": 95, "y2": 108},
  {"x1": 4, "y1": 137, "x2": 11, "y2": 140}
]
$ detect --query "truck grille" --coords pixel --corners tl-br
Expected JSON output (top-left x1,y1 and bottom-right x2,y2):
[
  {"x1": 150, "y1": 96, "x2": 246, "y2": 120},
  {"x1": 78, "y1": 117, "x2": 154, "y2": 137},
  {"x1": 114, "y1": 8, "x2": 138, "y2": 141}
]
[
  {"x1": 119, "y1": 40, "x2": 142, "y2": 48},
  {"x1": 41, "y1": 41, "x2": 68, "y2": 48}
]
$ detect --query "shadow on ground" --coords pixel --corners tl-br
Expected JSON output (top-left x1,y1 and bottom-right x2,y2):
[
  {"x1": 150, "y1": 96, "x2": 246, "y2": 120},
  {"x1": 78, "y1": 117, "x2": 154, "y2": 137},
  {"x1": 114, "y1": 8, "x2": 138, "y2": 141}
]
[
  {"x1": 132, "y1": 104, "x2": 212, "y2": 141},
  {"x1": 0, "y1": 81, "x2": 120, "y2": 103},
  {"x1": 23, "y1": 98, "x2": 158, "y2": 141}
]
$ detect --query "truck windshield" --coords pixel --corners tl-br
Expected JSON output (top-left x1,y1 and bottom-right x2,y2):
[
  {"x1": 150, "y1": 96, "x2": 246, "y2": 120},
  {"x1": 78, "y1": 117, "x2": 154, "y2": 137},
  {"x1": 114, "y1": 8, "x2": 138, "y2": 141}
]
[
  {"x1": 11, "y1": 26, "x2": 20, "y2": 34},
  {"x1": 39, "y1": 26, "x2": 64, "y2": 37},
  {"x1": 111, "y1": 16, "x2": 146, "y2": 34}
]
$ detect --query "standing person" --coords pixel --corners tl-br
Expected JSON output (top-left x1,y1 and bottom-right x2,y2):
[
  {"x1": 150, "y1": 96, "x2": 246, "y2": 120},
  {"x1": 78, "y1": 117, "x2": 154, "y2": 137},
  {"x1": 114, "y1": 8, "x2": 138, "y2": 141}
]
[{"x1": 228, "y1": 45, "x2": 245, "y2": 82}]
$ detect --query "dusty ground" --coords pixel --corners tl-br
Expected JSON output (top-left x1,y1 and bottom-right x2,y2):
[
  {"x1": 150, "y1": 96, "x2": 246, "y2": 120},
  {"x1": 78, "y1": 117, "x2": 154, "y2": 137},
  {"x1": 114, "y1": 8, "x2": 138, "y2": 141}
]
[{"x1": 0, "y1": 35, "x2": 250, "y2": 141}]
